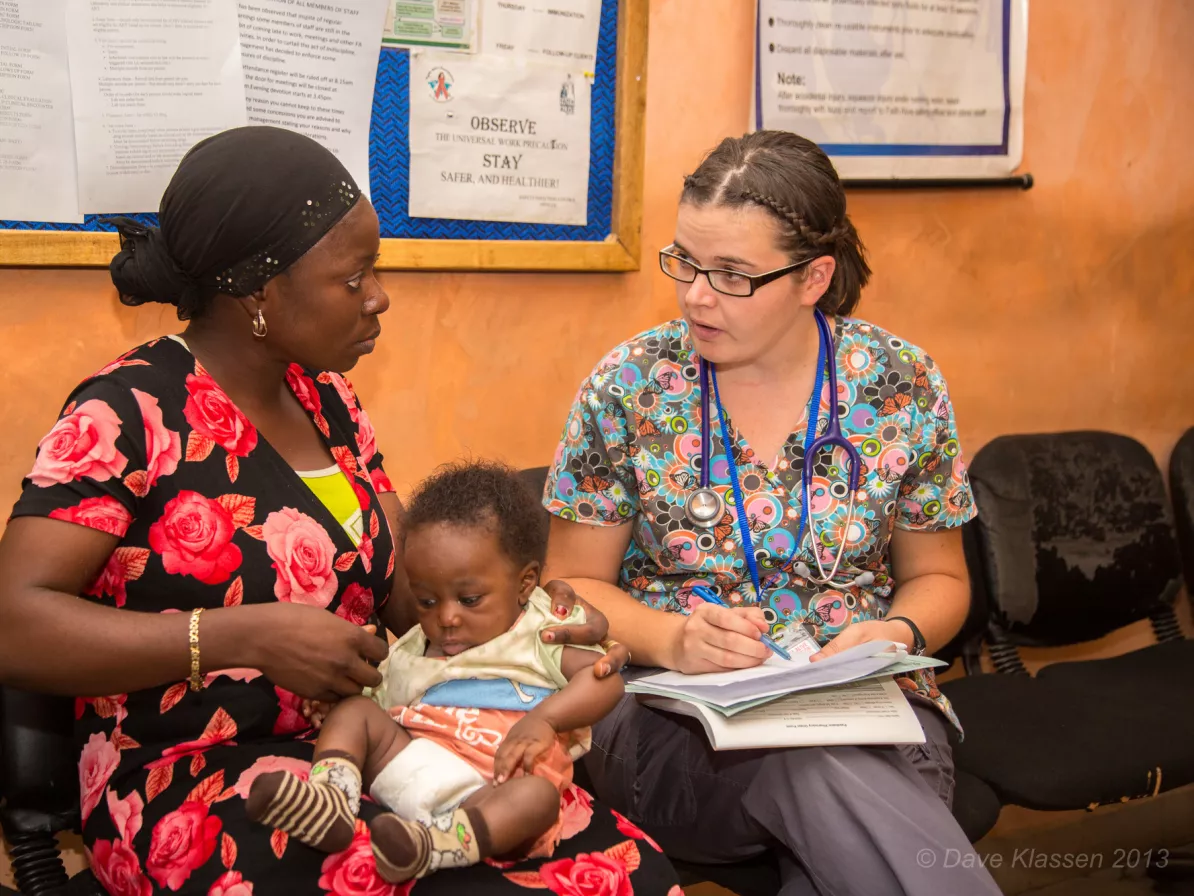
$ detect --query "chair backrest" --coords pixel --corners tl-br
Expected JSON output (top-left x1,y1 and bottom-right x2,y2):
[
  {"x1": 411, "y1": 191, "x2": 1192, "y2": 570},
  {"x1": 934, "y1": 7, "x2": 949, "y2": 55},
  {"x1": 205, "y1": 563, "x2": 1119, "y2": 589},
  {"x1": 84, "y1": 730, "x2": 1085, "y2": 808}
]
[
  {"x1": 967, "y1": 431, "x2": 1183, "y2": 647},
  {"x1": 518, "y1": 466, "x2": 551, "y2": 506},
  {"x1": 0, "y1": 687, "x2": 80, "y2": 836},
  {"x1": 519, "y1": 465, "x2": 552, "y2": 555},
  {"x1": 1170, "y1": 427, "x2": 1194, "y2": 591}
]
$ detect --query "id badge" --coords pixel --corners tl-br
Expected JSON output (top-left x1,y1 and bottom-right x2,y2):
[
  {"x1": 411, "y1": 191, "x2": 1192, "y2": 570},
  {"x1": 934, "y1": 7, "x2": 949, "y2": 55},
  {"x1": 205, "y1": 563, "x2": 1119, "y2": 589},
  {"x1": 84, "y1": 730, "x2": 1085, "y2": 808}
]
[{"x1": 775, "y1": 623, "x2": 821, "y2": 658}]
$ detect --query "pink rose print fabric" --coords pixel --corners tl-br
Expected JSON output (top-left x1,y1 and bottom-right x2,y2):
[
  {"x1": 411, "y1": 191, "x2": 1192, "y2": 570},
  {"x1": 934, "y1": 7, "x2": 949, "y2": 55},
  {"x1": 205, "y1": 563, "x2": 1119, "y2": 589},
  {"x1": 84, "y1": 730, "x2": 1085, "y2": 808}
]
[
  {"x1": 29, "y1": 398, "x2": 128, "y2": 487},
  {"x1": 262, "y1": 508, "x2": 338, "y2": 607},
  {"x1": 149, "y1": 492, "x2": 243, "y2": 586},
  {"x1": 10, "y1": 337, "x2": 678, "y2": 894}
]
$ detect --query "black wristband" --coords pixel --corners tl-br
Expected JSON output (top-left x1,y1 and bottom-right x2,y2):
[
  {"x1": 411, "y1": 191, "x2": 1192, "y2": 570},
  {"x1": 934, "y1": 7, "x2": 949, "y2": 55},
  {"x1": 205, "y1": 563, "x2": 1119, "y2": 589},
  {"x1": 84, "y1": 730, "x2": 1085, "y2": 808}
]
[{"x1": 886, "y1": 615, "x2": 926, "y2": 655}]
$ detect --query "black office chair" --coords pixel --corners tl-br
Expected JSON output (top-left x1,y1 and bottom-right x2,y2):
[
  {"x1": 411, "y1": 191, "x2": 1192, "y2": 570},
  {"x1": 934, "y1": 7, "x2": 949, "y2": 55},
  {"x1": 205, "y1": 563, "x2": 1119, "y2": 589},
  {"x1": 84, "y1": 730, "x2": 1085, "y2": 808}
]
[
  {"x1": 1161, "y1": 426, "x2": 1194, "y2": 885},
  {"x1": 0, "y1": 687, "x2": 102, "y2": 895},
  {"x1": 941, "y1": 433, "x2": 1194, "y2": 822},
  {"x1": 1170, "y1": 427, "x2": 1194, "y2": 593},
  {"x1": 519, "y1": 465, "x2": 998, "y2": 896}
]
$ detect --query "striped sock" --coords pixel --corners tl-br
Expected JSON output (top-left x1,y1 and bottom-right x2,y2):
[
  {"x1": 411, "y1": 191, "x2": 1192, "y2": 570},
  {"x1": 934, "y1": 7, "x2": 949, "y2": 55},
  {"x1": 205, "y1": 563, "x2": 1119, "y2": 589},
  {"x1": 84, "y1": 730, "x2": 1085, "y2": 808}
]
[
  {"x1": 370, "y1": 813, "x2": 431, "y2": 883},
  {"x1": 370, "y1": 807, "x2": 488, "y2": 882},
  {"x1": 246, "y1": 756, "x2": 361, "y2": 853}
]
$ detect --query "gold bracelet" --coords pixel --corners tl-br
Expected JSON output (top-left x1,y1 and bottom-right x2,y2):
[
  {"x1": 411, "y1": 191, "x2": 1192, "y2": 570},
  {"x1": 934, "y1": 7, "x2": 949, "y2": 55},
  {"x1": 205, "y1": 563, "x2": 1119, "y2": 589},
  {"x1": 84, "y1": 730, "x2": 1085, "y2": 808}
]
[{"x1": 188, "y1": 608, "x2": 205, "y2": 692}]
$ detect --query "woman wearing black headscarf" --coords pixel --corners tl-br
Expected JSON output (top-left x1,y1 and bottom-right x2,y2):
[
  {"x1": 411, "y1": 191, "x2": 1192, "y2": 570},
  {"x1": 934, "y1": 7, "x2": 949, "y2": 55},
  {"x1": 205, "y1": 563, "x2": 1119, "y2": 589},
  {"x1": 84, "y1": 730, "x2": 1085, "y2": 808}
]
[{"x1": 0, "y1": 127, "x2": 677, "y2": 895}]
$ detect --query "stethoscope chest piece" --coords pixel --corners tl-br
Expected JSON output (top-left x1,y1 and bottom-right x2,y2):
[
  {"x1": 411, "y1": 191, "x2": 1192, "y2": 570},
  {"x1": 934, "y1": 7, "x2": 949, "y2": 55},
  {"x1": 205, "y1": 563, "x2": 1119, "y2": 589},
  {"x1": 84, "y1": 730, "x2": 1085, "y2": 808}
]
[
  {"x1": 687, "y1": 308, "x2": 863, "y2": 587},
  {"x1": 685, "y1": 487, "x2": 724, "y2": 528}
]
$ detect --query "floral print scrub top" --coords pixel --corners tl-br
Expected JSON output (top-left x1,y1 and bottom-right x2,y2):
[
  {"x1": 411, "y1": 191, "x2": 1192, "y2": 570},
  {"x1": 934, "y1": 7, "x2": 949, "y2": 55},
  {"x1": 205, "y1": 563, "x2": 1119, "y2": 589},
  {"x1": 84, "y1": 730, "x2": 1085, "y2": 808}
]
[{"x1": 544, "y1": 317, "x2": 977, "y2": 732}]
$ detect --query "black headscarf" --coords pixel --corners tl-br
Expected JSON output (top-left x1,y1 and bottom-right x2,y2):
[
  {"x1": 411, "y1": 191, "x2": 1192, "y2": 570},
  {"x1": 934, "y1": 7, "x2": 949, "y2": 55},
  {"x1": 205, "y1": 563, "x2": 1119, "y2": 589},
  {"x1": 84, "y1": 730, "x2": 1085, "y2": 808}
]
[{"x1": 109, "y1": 126, "x2": 362, "y2": 319}]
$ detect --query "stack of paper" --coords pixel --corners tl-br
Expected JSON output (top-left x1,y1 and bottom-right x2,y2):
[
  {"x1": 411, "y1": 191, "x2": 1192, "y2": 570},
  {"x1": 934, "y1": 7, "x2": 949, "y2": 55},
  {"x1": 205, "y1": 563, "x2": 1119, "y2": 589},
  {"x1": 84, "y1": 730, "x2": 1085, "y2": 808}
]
[
  {"x1": 625, "y1": 641, "x2": 946, "y2": 750},
  {"x1": 627, "y1": 640, "x2": 945, "y2": 714}
]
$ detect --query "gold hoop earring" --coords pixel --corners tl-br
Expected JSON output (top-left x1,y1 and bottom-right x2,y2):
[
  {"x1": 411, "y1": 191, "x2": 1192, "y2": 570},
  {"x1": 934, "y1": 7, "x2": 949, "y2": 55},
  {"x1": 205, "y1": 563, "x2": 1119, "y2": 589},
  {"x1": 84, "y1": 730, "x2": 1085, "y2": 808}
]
[{"x1": 251, "y1": 310, "x2": 267, "y2": 339}]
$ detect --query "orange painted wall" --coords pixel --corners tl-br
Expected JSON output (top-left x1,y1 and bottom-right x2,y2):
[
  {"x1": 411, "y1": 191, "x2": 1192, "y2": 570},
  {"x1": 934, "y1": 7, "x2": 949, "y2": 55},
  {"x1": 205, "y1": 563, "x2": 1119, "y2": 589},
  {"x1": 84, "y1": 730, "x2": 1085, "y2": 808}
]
[
  {"x1": 3, "y1": 2, "x2": 1194, "y2": 511},
  {"x1": 3, "y1": 0, "x2": 1194, "y2": 885}
]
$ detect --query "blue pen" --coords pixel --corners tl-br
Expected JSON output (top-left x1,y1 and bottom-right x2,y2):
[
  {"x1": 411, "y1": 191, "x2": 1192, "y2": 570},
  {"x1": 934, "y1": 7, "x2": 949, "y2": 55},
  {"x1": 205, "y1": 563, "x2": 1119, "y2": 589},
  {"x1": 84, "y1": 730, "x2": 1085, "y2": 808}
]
[{"x1": 691, "y1": 586, "x2": 791, "y2": 660}]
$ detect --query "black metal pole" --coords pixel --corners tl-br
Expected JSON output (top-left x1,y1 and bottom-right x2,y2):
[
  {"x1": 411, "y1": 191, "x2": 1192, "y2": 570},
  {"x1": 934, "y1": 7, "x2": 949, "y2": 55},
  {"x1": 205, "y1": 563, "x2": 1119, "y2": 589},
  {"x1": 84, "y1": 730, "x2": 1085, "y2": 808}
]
[{"x1": 842, "y1": 173, "x2": 1034, "y2": 191}]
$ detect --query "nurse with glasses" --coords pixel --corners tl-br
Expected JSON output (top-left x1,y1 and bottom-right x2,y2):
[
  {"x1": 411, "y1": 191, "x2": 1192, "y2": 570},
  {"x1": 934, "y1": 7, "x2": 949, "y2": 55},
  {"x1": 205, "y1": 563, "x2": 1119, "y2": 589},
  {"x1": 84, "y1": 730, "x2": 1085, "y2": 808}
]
[{"x1": 540, "y1": 130, "x2": 999, "y2": 896}]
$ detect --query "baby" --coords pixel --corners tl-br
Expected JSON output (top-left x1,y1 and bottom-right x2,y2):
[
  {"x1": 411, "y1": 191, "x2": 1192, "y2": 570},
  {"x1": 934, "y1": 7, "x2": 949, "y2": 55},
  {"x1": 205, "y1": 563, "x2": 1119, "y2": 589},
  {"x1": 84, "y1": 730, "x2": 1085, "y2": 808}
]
[{"x1": 247, "y1": 460, "x2": 623, "y2": 882}]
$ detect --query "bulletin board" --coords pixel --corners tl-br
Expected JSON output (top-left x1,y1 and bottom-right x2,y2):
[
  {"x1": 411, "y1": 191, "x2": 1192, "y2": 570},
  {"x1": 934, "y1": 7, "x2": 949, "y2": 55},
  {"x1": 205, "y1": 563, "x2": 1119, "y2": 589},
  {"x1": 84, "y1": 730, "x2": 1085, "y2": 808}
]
[{"x1": 0, "y1": 0, "x2": 648, "y2": 273}]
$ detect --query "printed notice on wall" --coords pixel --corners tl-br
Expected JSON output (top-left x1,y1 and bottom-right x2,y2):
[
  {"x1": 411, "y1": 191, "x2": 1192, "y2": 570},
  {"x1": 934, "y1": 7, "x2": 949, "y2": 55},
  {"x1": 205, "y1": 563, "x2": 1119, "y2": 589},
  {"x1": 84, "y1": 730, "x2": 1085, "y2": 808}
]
[
  {"x1": 66, "y1": 0, "x2": 248, "y2": 213},
  {"x1": 479, "y1": 0, "x2": 601, "y2": 71},
  {"x1": 238, "y1": 0, "x2": 390, "y2": 197},
  {"x1": 754, "y1": 0, "x2": 1027, "y2": 178},
  {"x1": 408, "y1": 52, "x2": 590, "y2": 225},
  {"x1": 382, "y1": 0, "x2": 478, "y2": 51},
  {"x1": 0, "y1": 0, "x2": 83, "y2": 223}
]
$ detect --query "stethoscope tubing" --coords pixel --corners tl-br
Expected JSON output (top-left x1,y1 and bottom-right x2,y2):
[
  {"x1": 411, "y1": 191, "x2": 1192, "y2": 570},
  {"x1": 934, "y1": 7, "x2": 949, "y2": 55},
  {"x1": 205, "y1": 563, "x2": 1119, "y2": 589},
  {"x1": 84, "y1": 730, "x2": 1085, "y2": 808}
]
[{"x1": 694, "y1": 308, "x2": 862, "y2": 592}]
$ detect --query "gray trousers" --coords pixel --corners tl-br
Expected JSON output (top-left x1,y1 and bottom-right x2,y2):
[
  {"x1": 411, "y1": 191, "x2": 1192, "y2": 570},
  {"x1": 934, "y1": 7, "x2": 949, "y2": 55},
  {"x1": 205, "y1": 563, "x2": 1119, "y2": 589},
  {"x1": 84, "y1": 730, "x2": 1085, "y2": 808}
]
[{"x1": 583, "y1": 693, "x2": 1002, "y2": 896}]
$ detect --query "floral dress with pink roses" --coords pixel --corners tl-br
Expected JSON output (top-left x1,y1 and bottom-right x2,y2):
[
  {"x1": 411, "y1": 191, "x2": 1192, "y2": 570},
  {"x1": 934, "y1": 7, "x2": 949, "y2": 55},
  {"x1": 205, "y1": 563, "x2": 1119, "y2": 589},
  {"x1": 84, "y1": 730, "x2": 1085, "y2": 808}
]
[{"x1": 11, "y1": 337, "x2": 680, "y2": 896}]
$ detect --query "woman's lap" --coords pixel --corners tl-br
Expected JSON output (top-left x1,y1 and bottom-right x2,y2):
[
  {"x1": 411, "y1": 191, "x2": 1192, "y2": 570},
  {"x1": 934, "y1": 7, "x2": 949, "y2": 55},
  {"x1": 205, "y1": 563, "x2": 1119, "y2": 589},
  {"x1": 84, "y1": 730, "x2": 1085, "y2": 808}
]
[
  {"x1": 87, "y1": 738, "x2": 680, "y2": 895},
  {"x1": 585, "y1": 694, "x2": 1000, "y2": 895}
]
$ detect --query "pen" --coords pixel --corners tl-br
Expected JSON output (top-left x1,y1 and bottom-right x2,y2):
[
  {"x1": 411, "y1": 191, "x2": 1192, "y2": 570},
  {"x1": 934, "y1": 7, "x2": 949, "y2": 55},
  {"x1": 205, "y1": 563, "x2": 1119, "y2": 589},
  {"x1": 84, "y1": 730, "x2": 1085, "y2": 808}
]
[{"x1": 690, "y1": 585, "x2": 791, "y2": 660}]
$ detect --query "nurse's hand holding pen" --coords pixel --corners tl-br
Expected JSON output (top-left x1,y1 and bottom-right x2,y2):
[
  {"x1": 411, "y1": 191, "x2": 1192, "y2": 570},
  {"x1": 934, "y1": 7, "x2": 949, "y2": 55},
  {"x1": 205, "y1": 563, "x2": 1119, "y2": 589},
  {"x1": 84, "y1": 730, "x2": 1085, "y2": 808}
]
[{"x1": 668, "y1": 600, "x2": 773, "y2": 674}]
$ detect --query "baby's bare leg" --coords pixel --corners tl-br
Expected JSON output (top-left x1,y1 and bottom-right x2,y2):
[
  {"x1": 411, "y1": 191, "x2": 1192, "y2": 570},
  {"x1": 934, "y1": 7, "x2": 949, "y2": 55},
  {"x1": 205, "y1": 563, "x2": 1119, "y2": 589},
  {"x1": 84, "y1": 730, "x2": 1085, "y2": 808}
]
[
  {"x1": 313, "y1": 694, "x2": 411, "y2": 788},
  {"x1": 463, "y1": 777, "x2": 560, "y2": 857},
  {"x1": 248, "y1": 695, "x2": 409, "y2": 852}
]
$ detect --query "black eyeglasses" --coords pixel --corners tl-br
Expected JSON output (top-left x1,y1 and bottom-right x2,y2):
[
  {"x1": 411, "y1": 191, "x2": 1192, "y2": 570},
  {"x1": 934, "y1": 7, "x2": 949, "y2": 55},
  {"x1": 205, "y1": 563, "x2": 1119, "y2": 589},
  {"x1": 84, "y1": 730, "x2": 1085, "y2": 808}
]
[{"x1": 658, "y1": 248, "x2": 813, "y2": 298}]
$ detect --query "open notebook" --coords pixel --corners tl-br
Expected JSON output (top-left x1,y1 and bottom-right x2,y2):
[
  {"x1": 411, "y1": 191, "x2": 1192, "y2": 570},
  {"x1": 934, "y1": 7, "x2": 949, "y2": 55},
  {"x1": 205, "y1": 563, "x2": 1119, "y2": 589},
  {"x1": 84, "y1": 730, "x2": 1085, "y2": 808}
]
[
  {"x1": 639, "y1": 678, "x2": 927, "y2": 750},
  {"x1": 624, "y1": 641, "x2": 945, "y2": 749},
  {"x1": 626, "y1": 640, "x2": 946, "y2": 712}
]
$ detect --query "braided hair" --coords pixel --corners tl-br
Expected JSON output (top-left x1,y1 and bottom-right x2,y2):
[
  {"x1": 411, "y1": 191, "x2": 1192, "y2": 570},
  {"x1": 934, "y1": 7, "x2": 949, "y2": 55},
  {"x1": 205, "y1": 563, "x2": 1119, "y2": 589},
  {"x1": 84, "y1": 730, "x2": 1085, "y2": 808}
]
[{"x1": 680, "y1": 131, "x2": 871, "y2": 315}]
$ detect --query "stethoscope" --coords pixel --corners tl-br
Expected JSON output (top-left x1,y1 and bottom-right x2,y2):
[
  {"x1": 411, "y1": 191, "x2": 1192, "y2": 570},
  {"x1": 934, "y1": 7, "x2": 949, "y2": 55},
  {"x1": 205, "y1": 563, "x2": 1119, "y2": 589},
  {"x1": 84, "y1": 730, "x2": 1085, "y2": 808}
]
[{"x1": 684, "y1": 308, "x2": 862, "y2": 590}]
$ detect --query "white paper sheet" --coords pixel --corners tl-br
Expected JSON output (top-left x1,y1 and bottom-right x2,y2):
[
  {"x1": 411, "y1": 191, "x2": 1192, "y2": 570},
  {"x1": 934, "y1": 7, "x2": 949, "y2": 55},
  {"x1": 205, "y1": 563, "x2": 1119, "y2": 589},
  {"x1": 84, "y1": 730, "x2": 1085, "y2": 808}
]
[
  {"x1": 753, "y1": 0, "x2": 1027, "y2": 178},
  {"x1": 408, "y1": 51, "x2": 590, "y2": 225},
  {"x1": 634, "y1": 642, "x2": 925, "y2": 709},
  {"x1": 480, "y1": 0, "x2": 601, "y2": 71},
  {"x1": 382, "y1": 0, "x2": 478, "y2": 52},
  {"x1": 0, "y1": 0, "x2": 82, "y2": 223},
  {"x1": 639, "y1": 640, "x2": 901, "y2": 690},
  {"x1": 238, "y1": 0, "x2": 390, "y2": 197},
  {"x1": 65, "y1": 0, "x2": 248, "y2": 214},
  {"x1": 644, "y1": 678, "x2": 926, "y2": 749}
]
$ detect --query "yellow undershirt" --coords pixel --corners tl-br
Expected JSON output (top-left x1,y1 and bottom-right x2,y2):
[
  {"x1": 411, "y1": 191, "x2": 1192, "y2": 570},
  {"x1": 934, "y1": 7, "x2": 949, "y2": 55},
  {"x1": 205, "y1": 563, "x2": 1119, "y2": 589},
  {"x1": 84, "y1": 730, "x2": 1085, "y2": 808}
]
[{"x1": 298, "y1": 464, "x2": 363, "y2": 546}]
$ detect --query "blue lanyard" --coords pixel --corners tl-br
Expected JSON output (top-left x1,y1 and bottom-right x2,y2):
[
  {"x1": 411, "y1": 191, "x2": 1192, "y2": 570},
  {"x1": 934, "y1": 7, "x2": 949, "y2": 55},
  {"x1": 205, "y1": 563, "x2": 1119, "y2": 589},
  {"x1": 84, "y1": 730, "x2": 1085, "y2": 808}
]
[{"x1": 708, "y1": 337, "x2": 826, "y2": 604}]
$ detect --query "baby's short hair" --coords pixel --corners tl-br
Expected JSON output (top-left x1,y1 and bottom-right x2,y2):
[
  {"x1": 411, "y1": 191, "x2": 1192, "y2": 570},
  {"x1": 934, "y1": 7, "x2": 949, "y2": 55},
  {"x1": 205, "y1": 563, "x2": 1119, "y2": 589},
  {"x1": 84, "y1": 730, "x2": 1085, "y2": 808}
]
[{"x1": 403, "y1": 460, "x2": 547, "y2": 568}]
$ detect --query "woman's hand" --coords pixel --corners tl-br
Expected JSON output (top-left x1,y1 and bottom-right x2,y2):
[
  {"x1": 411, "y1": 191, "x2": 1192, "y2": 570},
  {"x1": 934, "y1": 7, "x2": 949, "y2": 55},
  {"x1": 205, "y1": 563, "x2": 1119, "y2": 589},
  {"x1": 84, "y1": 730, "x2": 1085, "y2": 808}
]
[
  {"x1": 493, "y1": 715, "x2": 557, "y2": 784},
  {"x1": 670, "y1": 602, "x2": 771, "y2": 674},
  {"x1": 538, "y1": 580, "x2": 630, "y2": 678},
  {"x1": 809, "y1": 619, "x2": 913, "y2": 663},
  {"x1": 244, "y1": 604, "x2": 389, "y2": 701}
]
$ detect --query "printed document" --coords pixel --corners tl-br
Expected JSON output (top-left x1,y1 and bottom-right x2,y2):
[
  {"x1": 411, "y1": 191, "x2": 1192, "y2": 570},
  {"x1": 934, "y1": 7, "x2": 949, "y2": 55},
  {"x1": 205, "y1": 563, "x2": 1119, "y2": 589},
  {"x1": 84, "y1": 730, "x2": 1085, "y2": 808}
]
[
  {"x1": 0, "y1": 0, "x2": 82, "y2": 222},
  {"x1": 480, "y1": 0, "x2": 601, "y2": 71},
  {"x1": 66, "y1": 0, "x2": 248, "y2": 213},
  {"x1": 642, "y1": 678, "x2": 927, "y2": 750},
  {"x1": 238, "y1": 0, "x2": 390, "y2": 196},
  {"x1": 408, "y1": 51, "x2": 590, "y2": 225}
]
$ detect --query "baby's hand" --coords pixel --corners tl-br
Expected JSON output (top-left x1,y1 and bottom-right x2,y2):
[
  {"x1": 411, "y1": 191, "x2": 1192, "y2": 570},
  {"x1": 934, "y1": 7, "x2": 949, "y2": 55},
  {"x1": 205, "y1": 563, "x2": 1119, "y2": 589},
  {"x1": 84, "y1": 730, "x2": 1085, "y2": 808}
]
[
  {"x1": 301, "y1": 698, "x2": 335, "y2": 729},
  {"x1": 493, "y1": 716, "x2": 556, "y2": 784}
]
